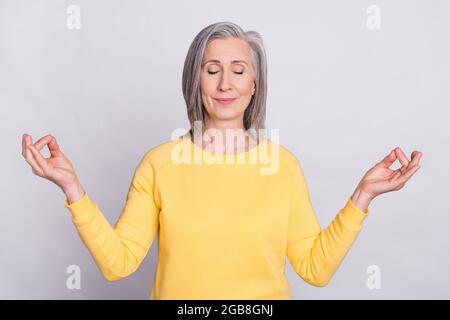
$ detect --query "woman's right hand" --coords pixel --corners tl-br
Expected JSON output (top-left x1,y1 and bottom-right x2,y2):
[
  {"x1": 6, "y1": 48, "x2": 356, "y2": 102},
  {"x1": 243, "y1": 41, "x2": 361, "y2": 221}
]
[{"x1": 22, "y1": 133, "x2": 84, "y2": 200}]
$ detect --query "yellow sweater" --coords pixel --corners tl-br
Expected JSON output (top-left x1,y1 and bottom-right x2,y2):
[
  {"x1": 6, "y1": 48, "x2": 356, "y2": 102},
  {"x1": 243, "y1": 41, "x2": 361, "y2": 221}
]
[{"x1": 64, "y1": 134, "x2": 369, "y2": 299}]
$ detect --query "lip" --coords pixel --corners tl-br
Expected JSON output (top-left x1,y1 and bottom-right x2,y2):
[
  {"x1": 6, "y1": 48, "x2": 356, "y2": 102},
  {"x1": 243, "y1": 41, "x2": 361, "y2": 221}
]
[{"x1": 214, "y1": 98, "x2": 237, "y2": 105}]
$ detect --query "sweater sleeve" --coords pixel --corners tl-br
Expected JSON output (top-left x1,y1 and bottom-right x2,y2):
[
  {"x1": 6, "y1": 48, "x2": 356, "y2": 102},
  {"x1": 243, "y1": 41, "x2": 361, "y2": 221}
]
[
  {"x1": 63, "y1": 153, "x2": 160, "y2": 281},
  {"x1": 286, "y1": 158, "x2": 369, "y2": 287}
]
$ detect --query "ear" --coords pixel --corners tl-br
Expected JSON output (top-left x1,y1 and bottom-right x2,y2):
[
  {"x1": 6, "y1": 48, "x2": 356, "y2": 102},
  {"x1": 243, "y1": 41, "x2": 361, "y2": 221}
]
[{"x1": 252, "y1": 83, "x2": 256, "y2": 95}]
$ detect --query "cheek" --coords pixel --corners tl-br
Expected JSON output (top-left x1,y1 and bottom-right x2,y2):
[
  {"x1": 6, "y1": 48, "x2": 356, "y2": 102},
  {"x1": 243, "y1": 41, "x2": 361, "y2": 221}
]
[
  {"x1": 235, "y1": 77, "x2": 254, "y2": 95},
  {"x1": 235, "y1": 74, "x2": 255, "y2": 95},
  {"x1": 200, "y1": 76, "x2": 217, "y2": 96},
  {"x1": 199, "y1": 79, "x2": 216, "y2": 109},
  {"x1": 200, "y1": 79, "x2": 211, "y2": 97}
]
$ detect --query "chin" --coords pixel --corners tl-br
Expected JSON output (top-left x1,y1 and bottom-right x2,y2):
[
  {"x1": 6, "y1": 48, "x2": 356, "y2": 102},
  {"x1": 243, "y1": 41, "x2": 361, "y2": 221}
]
[{"x1": 212, "y1": 109, "x2": 244, "y2": 121}]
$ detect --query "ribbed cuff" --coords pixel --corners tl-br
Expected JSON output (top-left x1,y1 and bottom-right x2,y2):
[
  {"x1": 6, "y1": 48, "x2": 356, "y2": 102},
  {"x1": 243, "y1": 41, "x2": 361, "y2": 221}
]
[
  {"x1": 338, "y1": 197, "x2": 370, "y2": 230},
  {"x1": 63, "y1": 191, "x2": 97, "y2": 224}
]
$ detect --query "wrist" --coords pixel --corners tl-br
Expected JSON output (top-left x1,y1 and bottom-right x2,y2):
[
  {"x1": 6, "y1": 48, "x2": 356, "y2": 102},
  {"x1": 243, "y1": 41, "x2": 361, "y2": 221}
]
[
  {"x1": 63, "y1": 181, "x2": 85, "y2": 205},
  {"x1": 350, "y1": 187, "x2": 373, "y2": 213}
]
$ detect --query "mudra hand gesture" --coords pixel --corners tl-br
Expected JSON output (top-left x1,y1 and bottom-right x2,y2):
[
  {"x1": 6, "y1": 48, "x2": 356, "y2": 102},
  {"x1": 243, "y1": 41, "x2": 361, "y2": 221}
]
[
  {"x1": 351, "y1": 147, "x2": 423, "y2": 212},
  {"x1": 22, "y1": 133, "x2": 84, "y2": 202}
]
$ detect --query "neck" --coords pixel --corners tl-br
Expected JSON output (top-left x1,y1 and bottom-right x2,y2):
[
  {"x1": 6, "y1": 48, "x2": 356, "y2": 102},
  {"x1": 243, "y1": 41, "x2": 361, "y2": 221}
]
[{"x1": 189, "y1": 121, "x2": 259, "y2": 154}]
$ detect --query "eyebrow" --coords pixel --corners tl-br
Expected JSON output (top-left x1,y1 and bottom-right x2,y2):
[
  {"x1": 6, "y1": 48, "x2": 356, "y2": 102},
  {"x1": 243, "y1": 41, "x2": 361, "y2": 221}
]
[{"x1": 201, "y1": 59, "x2": 248, "y2": 67}]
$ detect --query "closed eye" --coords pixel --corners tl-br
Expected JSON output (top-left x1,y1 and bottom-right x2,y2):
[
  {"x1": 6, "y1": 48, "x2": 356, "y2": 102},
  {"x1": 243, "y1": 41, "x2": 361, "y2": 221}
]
[{"x1": 207, "y1": 71, "x2": 244, "y2": 75}]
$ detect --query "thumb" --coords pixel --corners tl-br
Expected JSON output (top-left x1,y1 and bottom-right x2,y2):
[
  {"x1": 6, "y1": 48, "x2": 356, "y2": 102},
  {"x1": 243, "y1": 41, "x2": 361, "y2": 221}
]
[{"x1": 47, "y1": 135, "x2": 63, "y2": 156}]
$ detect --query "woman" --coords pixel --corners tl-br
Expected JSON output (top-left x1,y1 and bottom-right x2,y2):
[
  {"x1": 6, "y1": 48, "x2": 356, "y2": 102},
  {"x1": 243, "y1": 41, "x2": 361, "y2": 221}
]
[{"x1": 21, "y1": 21, "x2": 422, "y2": 299}]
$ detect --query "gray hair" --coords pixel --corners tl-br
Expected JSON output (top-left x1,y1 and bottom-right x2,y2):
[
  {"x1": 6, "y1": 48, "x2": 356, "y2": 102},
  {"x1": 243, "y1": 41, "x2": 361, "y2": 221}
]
[{"x1": 182, "y1": 21, "x2": 267, "y2": 141}]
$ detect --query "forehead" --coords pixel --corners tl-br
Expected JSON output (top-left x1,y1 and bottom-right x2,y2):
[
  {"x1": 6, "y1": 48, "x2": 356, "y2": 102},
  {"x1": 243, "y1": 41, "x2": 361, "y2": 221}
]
[{"x1": 202, "y1": 37, "x2": 252, "y2": 62}]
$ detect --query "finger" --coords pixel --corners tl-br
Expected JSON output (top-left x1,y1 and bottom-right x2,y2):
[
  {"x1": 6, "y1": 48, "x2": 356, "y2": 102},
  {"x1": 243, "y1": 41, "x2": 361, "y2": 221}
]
[
  {"x1": 395, "y1": 147, "x2": 410, "y2": 169},
  {"x1": 22, "y1": 134, "x2": 33, "y2": 158},
  {"x1": 401, "y1": 150, "x2": 423, "y2": 174},
  {"x1": 28, "y1": 144, "x2": 51, "y2": 175},
  {"x1": 22, "y1": 134, "x2": 27, "y2": 157},
  {"x1": 25, "y1": 135, "x2": 34, "y2": 154},
  {"x1": 397, "y1": 164, "x2": 421, "y2": 185},
  {"x1": 409, "y1": 151, "x2": 423, "y2": 167},
  {"x1": 378, "y1": 149, "x2": 397, "y2": 168},
  {"x1": 25, "y1": 134, "x2": 33, "y2": 146},
  {"x1": 22, "y1": 134, "x2": 42, "y2": 172},
  {"x1": 389, "y1": 169, "x2": 402, "y2": 183},
  {"x1": 34, "y1": 134, "x2": 53, "y2": 151},
  {"x1": 22, "y1": 134, "x2": 31, "y2": 151},
  {"x1": 24, "y1": 144, "x2": 45, "y2": 176},
  {"x1": 47, "y1": 135, "x2": 64, "y2": 157}
]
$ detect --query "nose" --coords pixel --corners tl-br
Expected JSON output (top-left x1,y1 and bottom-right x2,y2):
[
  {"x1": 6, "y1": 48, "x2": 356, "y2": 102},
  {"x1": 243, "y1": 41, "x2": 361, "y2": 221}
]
[{"x1": 218, "y1": 71, "x2": 232, "y2": 92}]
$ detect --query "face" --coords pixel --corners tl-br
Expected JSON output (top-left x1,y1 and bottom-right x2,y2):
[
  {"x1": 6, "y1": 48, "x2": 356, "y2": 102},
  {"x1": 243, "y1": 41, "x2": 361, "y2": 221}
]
[{"x1": 199, "y1": 37, "x2": 256, "y2": 129}]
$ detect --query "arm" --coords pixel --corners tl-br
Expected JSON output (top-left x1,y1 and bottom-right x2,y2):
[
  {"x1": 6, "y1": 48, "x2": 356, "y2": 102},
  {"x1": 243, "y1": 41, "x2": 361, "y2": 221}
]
[
  {"x1": 286, "y1": 147, "x2": 422, "y2": 287},
  {"x1": 63, "y1": 153, "x2": 160, "y2": 281},
  {"x1": 286, "y1": 161, "x2": 369, "y2": 287}
]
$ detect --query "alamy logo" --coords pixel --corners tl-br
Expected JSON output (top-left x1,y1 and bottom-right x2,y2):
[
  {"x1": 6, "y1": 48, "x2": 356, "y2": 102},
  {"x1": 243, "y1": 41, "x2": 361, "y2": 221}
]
[
  {"x1": 66, "y1": 5, "x2": 81, "y2": 30},
  {"x1": 169, "y1": 122, "x2": 280, "y2": 175},
  {"x1": 366, "y1": 5, "x2": 381, "y2": 30},
  {"x1": 66, "y1": 265, "x2": 81, "y2": 290},
  {"x1": 366, "y1": 265, "x2": 381, "y2": 290}
]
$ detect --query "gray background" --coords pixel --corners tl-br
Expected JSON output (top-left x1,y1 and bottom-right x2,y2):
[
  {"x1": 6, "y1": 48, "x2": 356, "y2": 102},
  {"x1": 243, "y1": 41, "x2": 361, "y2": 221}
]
[{"x1": 1, "y1": 0, "x2": 449, "y2": 299}]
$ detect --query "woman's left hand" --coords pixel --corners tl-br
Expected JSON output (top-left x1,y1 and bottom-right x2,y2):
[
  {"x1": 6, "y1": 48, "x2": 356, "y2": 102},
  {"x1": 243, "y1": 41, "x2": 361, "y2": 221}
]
[{"x1": 351, "y1": 147, "x2": 423, "y2": 211}]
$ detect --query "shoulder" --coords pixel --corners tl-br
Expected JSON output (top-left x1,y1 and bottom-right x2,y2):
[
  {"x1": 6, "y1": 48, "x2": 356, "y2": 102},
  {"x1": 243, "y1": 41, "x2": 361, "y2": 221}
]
[
  {"x1": 268, "y1": 140, "x2": 304, "y2": 176},
  {"x1": 267, "y1": 141, "x2": 311, "y2": 194},
  {"x1": 138, "y1": 135, "x2": 184, "y2": 172}
]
